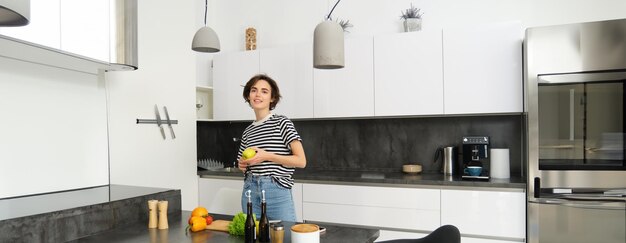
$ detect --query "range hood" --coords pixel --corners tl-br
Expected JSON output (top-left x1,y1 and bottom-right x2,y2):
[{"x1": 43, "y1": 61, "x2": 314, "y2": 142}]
[
  {"x1": 108, "y1": 0, "x2": 138, "y2": 71},
  {"x1": 0, "y1": 0, "x2": 30, "y2": 27}
]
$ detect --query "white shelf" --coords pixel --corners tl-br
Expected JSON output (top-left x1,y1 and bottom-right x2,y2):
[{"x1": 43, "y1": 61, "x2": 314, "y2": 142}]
[
  {"x1": 196, "y1": 119, "x2": 214, "y2": 122},
  {"x1": 196, "y1": 85, "x2": 214, "y2": 92},
  {"x1": 0, "y1": 34, "x2": 133, "y2": 75},
  {"x1": 196, "y1": 87, "x2": 213, "y2": 120}
]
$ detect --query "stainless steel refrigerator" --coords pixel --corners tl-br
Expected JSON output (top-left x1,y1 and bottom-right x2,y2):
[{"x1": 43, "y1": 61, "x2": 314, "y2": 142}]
[{"x1": 525, "y1": 19, "x2": 626, "y2": 243}]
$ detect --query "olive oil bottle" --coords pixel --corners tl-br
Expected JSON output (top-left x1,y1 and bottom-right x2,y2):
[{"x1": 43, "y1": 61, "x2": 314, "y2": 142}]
[
  {"x1": 244, "y1": 190, "x2": 255, "y2": 243},
  {"x1": 258, "y1": 190, "x2": 270, "y2": 242}
]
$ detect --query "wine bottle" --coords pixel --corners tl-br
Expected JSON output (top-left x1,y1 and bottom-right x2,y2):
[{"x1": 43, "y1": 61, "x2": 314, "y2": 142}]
[
  {"x1": 245, "y1": 190, "x2": 256, "y2": 243},
  {"x1": 258, "y1": 190, "x2": 270, "y2": 242}
]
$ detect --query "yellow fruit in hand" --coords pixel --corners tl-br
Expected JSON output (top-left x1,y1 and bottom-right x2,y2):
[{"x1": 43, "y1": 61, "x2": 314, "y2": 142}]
[{"x1": 242, "y1": 148, "x2": 256, "y2": 160}]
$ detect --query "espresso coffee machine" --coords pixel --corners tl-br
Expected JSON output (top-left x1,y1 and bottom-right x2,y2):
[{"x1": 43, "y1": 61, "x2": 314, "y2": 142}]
[{"x1": 462, "y1": 136, "x2": 490, "y2": 179}]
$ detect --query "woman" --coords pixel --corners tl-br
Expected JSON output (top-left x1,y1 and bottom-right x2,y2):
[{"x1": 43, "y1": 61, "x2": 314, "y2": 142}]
[{"x1": 237, "y1": 74, "x2": 306, "y2": 222}]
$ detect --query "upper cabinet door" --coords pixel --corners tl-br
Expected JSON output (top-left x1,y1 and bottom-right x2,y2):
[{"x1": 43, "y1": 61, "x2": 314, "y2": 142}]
[
  {"x1": 213, "y1": 51, "x2": 260, "y2": 121},
  {"x1": 0, "y1": 0, "x2": 61, "y2": 49},
  {"x1": 443, "y1": 22, "x2": 523, "y2": 114},
  {"x1": 374, "y1": 31, "x2": 444, "y2": 116},
  {"x1": 313, "y1": 37, "x2": 374, "y2": 118},
  {"x1": 260, "y1": 43, "x2": 313, "y2": 119},
  {"x1": 0, "y1": 0, "x2": 110, "y2": 62},
  {"x1": 60, "y1": 0, "x2": 110, "y2": 62}
]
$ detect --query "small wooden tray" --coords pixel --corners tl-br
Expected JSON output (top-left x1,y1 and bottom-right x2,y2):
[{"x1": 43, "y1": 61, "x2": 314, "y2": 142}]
[{"x1": 206, "y1": 220, "x2": 231, "y2": 232}]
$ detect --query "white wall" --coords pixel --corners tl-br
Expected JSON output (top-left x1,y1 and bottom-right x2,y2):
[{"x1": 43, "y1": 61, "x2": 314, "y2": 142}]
[
  {"x1": 0, "y1": 58, "x2": 109, "y2": 198},
  {"x1": 206, "y1": 0, "x2": 626, "y2": 54},
  {"x1": 105, "y1": 0, "x2": 199, "y2": 210}
]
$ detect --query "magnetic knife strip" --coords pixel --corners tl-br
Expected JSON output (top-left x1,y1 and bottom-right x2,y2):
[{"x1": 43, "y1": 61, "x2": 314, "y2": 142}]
[{"x1": 136, "y1": 104, "x2": 177, "y2": 139}]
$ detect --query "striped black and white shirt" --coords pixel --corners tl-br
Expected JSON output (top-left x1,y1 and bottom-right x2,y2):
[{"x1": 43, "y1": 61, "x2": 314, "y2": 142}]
[{"x1": 238, "y1": 113, "x2": 302, "y2": 189}]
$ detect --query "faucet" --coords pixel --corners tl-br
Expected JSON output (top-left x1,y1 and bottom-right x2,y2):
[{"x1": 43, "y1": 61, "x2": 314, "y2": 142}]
[{"x1": 232, "y1": 137, "x2": 241, "y2": 168}]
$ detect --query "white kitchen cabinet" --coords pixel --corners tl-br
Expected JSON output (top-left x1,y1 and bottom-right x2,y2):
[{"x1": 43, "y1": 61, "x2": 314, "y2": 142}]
[
  {"x1": 313, "y1": 37, "x2": 375, "y2": 118},
  {"x1": 0, "y1": 0, "x2": 61, "y2": 49},
  {"x1": 374, "y1": 30, "x2": 444, "y2": 116},
  {"x1": 0, "y1": 0, "x2": 110, "y2": 62},
  {"x1": 292, "y1": 182, "x2": 303, "y2": 222},
  {"x1": 375, "y1": 231, "x2": 429, "y2": 242},
  {"x1": 442, "y1": 22, "x2": 523, "y2": 114},
  {"x1": 199, "y1": 177, "x2": 303, "y2": 222},
  {"x1": 440, "y1": 189, "x2": 525, "y2": 240},
  {"x1": 259, "y1": 44, "x2": 314, "y2": 119},
  {"x1": 461, "y1": 237, "x2": 523, "y2": 243},
  {"x1": 198, "y1": 177, "x2": 244, "y2": 216},
  {"x1": 302, "y1": 184, "x2": 440, "y2": 231},
  {"x1": 213, "y1": 44, "x2": 313, "y2": 121},
  {"x1": 212, "y1": 51, "x2": 260, "y2": 121}
]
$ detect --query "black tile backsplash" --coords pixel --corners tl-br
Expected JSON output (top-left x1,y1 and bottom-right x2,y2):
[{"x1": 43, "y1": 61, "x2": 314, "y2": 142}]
[{"x1": 197, "y1": 114, "x2": 524, "y2": 176}]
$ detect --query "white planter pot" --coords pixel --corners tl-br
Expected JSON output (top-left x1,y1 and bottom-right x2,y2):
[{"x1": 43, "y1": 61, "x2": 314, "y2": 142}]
[{"x1": 403, "y1": 18, "x2": 422, "y2": 32}]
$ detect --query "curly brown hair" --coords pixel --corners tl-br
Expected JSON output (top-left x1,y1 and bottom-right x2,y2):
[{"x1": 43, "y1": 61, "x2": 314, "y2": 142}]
[{"x1": 243, "y1": 74, "x2": 282, "y2": 110}]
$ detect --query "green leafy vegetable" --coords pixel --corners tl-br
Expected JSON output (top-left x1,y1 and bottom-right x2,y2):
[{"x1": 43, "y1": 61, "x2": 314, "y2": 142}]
[{"x1": 228, "y1": 212, "x2": 256, "y2": 236}]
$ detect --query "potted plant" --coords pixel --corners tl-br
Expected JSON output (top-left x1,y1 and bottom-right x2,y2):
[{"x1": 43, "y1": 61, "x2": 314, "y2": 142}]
[
  {"x1": 400, "y1": 4, "x2": 423, "y2": 32},
  {"x1": 336, "y1": 18, "x2": 354, "y2": 33}
]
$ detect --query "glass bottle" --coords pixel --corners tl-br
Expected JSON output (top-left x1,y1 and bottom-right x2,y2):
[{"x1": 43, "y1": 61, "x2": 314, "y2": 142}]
[
  {"x1": 258, "y1": 190, "x2": 270, "y2": 242},
  {"x1": 245, "y1": 190, "x2": 256, "y2": 243}
]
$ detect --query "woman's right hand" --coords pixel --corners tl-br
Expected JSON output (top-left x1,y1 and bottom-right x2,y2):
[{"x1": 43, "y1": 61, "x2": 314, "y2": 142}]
[{"x1": 237, "y1": 158, "x2": 247, "y2": 172}]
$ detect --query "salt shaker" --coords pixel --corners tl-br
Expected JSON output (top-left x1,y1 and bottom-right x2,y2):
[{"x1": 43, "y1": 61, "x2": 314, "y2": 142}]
[
  {"x1": 148, "y1": 200, "x2": 158, "y2": 228},
  {"x1": 271, "y1": 223, "x2": 284, "y2": 243},
  {"x1": 157, "y1": 200, "x2": 169, "y2": 229}
]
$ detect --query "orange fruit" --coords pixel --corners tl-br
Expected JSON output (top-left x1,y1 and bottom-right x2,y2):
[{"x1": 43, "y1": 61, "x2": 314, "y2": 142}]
[{"x1": 191, "y1": 207, "x2": 209, "y2": 218}]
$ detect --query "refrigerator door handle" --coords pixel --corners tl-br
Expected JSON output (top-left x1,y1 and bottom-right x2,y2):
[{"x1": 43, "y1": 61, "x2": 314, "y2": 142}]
[{"x1": 533, "y1": 198, "x2": 626, "y2": 210}]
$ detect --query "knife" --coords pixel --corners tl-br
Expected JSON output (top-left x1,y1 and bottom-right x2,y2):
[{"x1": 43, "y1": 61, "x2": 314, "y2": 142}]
[
  {"x1": 155, "y1": 105, "x2": 166, "y2": 139},
  {"x1": 163, "y1": 106, "x2": 176, "y2": 139}
]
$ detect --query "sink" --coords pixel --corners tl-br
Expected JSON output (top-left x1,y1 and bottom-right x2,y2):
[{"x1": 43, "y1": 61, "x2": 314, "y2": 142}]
[
  {"x1": 206, "y1": 167, "x2": 243, "y2": 173},
  {"x1": 360, "y1": 172, "x2": 385, "y2": 179}
]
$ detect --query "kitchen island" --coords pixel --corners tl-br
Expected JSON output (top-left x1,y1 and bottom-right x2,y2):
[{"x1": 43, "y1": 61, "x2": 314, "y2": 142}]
[{"x1": 71, "y1": 211, "x2": 380, "y2": 243}]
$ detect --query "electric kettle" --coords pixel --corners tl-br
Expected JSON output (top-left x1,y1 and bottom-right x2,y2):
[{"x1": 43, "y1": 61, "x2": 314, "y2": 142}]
[{"x1": 434, "y1": 146, "x2": 458, "y2": 175}]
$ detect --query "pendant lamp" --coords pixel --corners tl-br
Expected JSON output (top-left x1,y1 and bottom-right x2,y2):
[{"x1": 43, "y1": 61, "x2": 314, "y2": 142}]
[
  {"x1": 0, "y1": 0, "x2": 30, "y2": 26},
  {"x1": 313, "y1": 0, "x2": 344, "y2": 69},
  {"x1": 192, "y1": 0, "x2": 220, "y2": 53}
]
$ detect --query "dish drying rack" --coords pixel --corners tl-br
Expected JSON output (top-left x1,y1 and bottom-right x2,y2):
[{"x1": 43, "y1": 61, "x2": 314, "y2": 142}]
[{"x1": 197, "y1": 159, "x2": 224, "y2": 170}]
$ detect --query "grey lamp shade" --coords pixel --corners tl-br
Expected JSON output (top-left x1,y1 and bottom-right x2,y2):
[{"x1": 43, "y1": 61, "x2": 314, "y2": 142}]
[
  {"x1": 192, "y1": 26, "x2": 220, "y2": 53},
  {"x1": 314, "y1": 20, "x2": 344, "y2": 69},
  {"x1": 0, "y1": 0, "x2": 30, "y2": 26}
]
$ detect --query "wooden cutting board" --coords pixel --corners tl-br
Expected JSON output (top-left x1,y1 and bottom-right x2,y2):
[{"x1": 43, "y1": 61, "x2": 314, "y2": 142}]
[{"x1": 206, "y1": 220, "x2": 231, "y2": 232}]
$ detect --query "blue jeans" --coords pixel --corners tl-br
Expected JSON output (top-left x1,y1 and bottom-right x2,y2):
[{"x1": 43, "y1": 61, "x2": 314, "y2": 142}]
[{"x1": 241, "y1": 174, "x2": 297, "y2": 222}]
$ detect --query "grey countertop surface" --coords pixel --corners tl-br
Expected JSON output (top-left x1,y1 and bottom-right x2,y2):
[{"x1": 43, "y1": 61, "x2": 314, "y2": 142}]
[
  {"x1": 0, "y1": 184, "x2": 178, "y2": 221},
  {"x1": 71, "y1": 211, "x2": 379, "y2": 243},
  {"x1": 198, "y1": 168, "x2": 526, "y2": 190}
]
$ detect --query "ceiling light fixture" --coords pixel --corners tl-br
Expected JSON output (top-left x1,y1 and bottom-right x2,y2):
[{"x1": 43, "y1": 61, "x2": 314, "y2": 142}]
[
  {"x1": 313, "y1": 0, "x2": 344, "y2": 69},
  {"x1": 0, "y1": 0, "x2": 30, "y2": 26},
  {"x1": 192, "y1": 0, "x2": 220, "y2": 53}
]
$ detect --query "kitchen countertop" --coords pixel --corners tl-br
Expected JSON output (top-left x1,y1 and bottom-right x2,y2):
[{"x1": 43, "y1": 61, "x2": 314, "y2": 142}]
[
  {"x1": 0, "y1": 184, "x2": 178, "y2": 221},
  {"x1": 198, "y1": 168, "x2": 526, "y2": 190},
  {"x1": 71, "y1": 211, "x2": 379, "y2": 243},
  {"x1": 1, "y1": 185, "x2": 181, "y2": 243}
]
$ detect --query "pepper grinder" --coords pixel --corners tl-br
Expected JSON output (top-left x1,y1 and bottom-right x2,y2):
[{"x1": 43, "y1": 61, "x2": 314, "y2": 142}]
[
  {"x1": 148, "y1": 200, "x2": 158, "y2": 229},
  {"x1": 157, "y1": 200, "x2": 169, "y2": 229}
]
